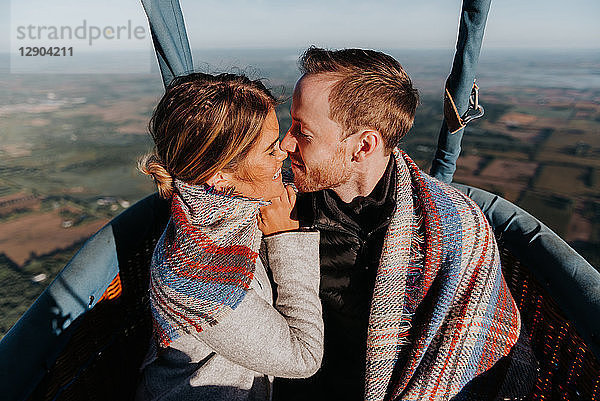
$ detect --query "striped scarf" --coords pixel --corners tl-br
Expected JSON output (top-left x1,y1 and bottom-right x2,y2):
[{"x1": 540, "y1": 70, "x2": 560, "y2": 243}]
[
  {"x1": 365, "y1": 149, "x2": 521, "y2": 400},
  {"x1": 149, "y1": 180, "x2": 266, "y2": 348}
]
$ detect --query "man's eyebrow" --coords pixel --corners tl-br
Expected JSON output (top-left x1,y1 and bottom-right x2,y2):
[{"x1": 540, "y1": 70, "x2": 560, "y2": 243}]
[
  {"x1": 290, "y1": 111, "x2": 303, "y2": 124},
  {"x1": 292, "y1": 115, "x2": 312, "y2": 131}
]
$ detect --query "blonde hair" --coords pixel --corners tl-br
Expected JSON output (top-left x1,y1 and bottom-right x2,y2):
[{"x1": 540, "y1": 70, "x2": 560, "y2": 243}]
[{"x1": 139, "y1": 73, "x2": 277, "y2": 198}]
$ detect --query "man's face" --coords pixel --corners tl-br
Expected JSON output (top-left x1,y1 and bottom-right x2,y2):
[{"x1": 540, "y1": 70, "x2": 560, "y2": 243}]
[{"x1": 280, "y1": 75, "x2": 352, "y2": 192}]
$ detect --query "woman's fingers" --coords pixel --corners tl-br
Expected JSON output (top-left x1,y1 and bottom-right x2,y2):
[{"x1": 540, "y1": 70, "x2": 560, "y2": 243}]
[
  {"x1": 257, "y1": 185, "x2": 299, "y2": 236},
  {"x1": 285, "y1": 185, "x2": 296, "y2": 206}
]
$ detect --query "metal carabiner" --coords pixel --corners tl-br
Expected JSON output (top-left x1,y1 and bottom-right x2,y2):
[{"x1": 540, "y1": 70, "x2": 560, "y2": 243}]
[{"x1": 461, "y1": 82, "x2": 485, "y2": 125}]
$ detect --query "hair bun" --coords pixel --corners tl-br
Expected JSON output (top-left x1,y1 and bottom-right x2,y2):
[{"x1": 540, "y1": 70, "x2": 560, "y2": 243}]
[{"x1": 138, "y1": 153, "x2": 174, "y2": 199}]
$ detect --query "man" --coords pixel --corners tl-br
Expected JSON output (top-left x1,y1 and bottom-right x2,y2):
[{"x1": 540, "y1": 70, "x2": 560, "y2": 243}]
[{"x1": 274, "y1": 47, "x2": 536, "y2": 400}]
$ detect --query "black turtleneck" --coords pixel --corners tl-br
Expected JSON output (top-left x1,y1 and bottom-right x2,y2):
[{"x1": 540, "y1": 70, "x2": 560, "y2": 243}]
[
  {"x1": 322, "y1": 155, "x2": 397, "y2": 236},
  {"x1": 274, "y1": 156, "x2": 397, "y2": 401}
]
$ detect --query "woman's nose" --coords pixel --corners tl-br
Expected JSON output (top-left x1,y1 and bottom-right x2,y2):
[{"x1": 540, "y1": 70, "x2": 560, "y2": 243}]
[{"x1": 276, "y1": 143, "x2": 288, "y2": 161}]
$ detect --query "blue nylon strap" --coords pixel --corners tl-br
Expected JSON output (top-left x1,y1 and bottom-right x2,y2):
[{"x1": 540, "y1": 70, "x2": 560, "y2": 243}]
[
  {"x1": 141, "y1": 0, "x2": 194, "y2": 87},
  {"x1": 430, "y1": 0, "x2": 492, "y2": 183}
]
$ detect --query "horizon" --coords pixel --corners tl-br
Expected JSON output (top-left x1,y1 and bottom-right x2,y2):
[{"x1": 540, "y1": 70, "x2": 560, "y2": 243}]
[{"x1": 1, "y1": 47, "x2": 597, "y2": 91}]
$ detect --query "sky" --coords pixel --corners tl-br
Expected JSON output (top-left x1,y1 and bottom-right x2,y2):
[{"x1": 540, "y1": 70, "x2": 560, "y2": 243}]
[
  {"x1": 0, "y1": 0, "x2": 599, "y2": 53},
  {"x1": 180, "y1": 0, "x2": 600, "y2": 50}
]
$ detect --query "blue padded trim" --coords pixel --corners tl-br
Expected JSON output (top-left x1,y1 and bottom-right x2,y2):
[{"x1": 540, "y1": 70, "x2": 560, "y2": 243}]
[
  {"x1": 455, "y1": 184, "x2": 600, "y2": 359},
  {"x1": 0, "y1": 225, "x2": 118, "y2": 401}
]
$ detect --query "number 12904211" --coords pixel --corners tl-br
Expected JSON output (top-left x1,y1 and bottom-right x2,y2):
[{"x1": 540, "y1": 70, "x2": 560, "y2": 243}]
[{"x1": 18, "y1": 47, "x2": 73, "y2": 56}]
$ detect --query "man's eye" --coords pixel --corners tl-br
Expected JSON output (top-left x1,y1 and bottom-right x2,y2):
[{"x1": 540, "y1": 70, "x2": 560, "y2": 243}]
[
  {"x1": 298, "y1": 131, "x2": 311, "y2": 140},
  {"x1": 290, "y1": 122, "x2": 311, "y2": 140}
]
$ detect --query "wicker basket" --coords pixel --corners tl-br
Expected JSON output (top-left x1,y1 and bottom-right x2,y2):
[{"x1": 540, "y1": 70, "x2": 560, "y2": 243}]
[{"x1": 4, "y1": 191, "x2": 596, "y2": 400}]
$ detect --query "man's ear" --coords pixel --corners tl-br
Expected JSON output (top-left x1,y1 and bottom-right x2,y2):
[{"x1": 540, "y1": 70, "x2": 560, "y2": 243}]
[
  {"x1": 351, "y1": 130, "x2": 381, "y2": 162},
  {"x1": 205, "y1": 170, "x2": 234, "y2": 191}
]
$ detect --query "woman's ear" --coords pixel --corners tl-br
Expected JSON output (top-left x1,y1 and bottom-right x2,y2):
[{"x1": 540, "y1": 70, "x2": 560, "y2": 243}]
[{"x1": 205, "y1": 170, "x2": 234, "y2": 191}]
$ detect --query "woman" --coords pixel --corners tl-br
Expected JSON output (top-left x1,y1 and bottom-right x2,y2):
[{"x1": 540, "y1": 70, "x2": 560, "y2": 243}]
[{"x1": 135, "y1": 72, "x2": 323, "y2": 400}]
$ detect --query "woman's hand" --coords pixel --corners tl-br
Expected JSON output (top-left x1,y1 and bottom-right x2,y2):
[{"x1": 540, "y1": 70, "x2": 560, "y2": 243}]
[{"x1": 258, "y1": 185, "x2": 300, "y2": 236}]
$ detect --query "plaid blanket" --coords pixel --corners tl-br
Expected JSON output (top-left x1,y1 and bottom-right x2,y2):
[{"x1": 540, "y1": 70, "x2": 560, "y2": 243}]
[
  {"x1": 365, "y1": 149, "x2": 521, "y2": 400},
  {"x1": 149, "y1": 180, "x2": 266, "y2": 348}
]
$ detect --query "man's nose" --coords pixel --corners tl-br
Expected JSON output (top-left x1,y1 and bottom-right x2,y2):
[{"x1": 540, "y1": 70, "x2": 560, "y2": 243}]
[{"x1": 280, "y1": 130, "x2": 297, "y2": 153}]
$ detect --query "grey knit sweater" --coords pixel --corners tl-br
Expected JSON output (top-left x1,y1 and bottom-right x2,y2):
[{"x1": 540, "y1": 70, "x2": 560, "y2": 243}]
[{"x1": 136, "y1": 231, "x2": 323, "y2": 401}]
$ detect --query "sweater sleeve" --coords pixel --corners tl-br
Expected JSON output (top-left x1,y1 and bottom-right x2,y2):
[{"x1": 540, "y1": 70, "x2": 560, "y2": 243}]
[{"x1": 191, "y1": 230, "x2": 323, "y2": 378}]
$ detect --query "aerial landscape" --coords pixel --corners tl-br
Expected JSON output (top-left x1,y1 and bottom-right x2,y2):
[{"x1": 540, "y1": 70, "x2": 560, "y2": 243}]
[{"x1": 0, "y1": 48, "x2": 598, "y2": 336}]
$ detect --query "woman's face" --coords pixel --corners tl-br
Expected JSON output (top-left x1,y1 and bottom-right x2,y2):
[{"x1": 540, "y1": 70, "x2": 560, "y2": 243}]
[{"x1": 230, "y1": 109, "x2": 288, "y2": 201}]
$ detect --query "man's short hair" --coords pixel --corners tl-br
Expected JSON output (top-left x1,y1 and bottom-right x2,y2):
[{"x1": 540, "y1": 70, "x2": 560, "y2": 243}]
[{"x1": 299, "y1": 47, "x2": 419, "y2": 151}]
